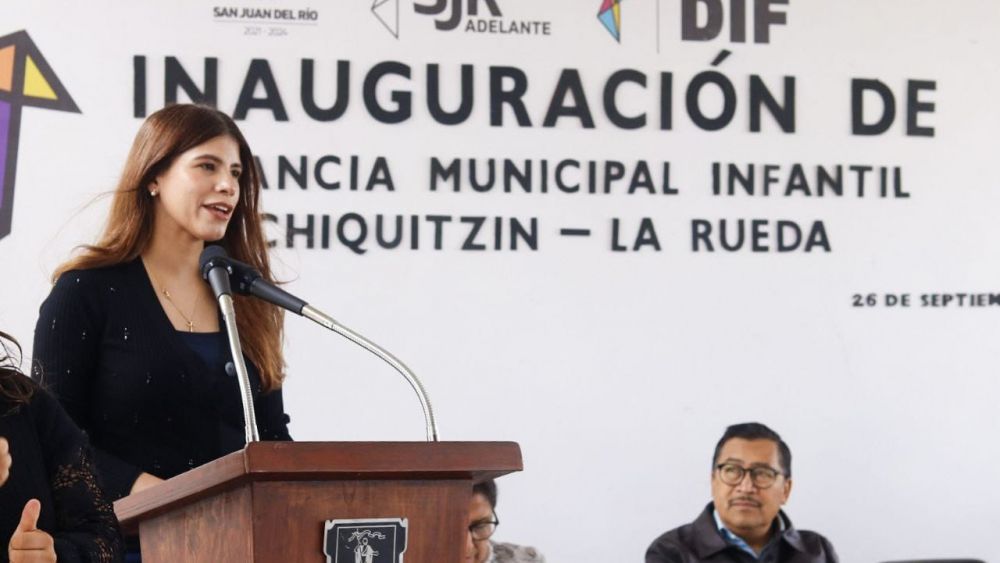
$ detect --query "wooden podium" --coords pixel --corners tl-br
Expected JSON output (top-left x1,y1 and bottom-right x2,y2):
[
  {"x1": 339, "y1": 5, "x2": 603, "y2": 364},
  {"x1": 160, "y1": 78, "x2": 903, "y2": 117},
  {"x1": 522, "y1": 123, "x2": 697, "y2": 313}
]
[{"x1": 114, "y1": 442, "x2": 522, "y2": 563}]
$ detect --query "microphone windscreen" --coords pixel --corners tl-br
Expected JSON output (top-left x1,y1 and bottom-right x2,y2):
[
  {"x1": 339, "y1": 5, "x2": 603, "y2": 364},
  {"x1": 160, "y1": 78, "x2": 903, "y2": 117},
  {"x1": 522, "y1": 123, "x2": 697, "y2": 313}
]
[{"x1": 199, "y1": 245, "x2": 229, "y2": 278}]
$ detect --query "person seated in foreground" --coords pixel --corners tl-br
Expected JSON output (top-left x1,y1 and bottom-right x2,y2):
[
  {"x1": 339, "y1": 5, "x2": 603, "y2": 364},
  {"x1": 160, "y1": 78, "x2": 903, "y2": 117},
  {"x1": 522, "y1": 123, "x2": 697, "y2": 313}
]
[
  {"x1": 0, "y1": 330, "x2": 123, "y2": 562},
  {"x1": 467, "y1": 479, "x2": 545, "y2": 563},
  {"x1": 646, "y1": 422, "x2": 837, "y2": 563}
]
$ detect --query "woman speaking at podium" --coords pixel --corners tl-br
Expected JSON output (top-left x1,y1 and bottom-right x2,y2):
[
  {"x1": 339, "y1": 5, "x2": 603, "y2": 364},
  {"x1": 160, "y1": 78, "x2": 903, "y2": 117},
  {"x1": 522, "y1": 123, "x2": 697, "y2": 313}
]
[{"x1": 32, "y1": 104, "x2": 292, "y2": 509}]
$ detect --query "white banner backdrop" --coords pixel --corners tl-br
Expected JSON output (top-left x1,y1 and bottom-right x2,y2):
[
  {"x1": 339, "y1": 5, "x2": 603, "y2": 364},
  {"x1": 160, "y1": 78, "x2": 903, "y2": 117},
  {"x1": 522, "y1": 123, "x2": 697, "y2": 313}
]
[{"x1": 2, "y1": 1, "x2": 999, "y2": 561}]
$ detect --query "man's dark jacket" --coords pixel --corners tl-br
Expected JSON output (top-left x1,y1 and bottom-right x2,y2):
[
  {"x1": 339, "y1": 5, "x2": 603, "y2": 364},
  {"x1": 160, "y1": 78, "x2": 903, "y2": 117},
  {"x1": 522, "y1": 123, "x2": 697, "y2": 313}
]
[{"x1": 645, "y1": 503, "x2": 838, "y2": 563}]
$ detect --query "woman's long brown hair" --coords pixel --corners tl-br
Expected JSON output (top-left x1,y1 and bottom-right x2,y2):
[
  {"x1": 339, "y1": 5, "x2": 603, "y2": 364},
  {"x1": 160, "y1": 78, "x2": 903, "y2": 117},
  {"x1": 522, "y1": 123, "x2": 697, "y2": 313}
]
[
  {"x1": 0, "y1": 331, "x2": 34, "y2": 409},
  {"x1": 53, "y1": 104, "x2": 285, "y2": 391}
]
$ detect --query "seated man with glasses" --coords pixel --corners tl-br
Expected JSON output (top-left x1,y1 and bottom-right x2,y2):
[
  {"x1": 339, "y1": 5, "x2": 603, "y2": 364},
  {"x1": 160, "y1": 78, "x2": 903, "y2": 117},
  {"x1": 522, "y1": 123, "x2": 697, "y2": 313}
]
[
  {"x1": 467, "y1": 479, "x2": 545, "y2": 563},
  {"x1": 646, "y1": 422, "x2": 838, "y2": 563}
]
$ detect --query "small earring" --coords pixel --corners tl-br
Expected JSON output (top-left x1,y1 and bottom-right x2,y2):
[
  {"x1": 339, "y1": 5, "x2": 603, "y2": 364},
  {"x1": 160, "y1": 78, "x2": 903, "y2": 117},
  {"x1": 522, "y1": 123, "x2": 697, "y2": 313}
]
[{"x1": 150, "y1": 189, "x2": 159, "y2": 197}]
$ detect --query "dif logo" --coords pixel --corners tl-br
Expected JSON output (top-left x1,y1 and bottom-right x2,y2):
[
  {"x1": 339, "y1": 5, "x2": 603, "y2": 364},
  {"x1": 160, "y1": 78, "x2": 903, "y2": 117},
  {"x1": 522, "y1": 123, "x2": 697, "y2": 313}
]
[
  {"x1": 415, "y1": 0, "x2": 501, "y2": 31},
  {"x1": 682, "y1": 0, "x2": 788, "y2": 44},
  {"x1": 601, "y1": 0, "x2": 789, "y2": 45}
]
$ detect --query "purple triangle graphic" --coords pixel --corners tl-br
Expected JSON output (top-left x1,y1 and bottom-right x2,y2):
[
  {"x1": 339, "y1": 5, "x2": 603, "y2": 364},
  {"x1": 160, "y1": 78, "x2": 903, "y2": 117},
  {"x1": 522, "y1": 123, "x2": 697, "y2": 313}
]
[{"x1": 0, "y1": 30, "x2": 80, "y2": 241}]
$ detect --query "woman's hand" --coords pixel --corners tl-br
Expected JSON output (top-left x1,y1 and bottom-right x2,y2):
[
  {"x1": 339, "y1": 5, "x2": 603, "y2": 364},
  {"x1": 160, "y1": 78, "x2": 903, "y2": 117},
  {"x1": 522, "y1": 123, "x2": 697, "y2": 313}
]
[
  {"x1": 129, "y1": 472, "x2": 164, "y2": 494},
  {"x1": 0, "y1": 438, "x2": 10, "y2": 486},
  {"x1": 8, "y1": 499, "x2": 57, "y2": 563}
]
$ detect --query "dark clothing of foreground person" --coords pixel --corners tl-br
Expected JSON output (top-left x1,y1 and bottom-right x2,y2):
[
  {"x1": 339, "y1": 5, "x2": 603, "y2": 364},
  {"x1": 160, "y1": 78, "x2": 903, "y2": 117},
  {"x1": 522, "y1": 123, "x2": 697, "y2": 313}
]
[{"x1": 0, "y1": 336, "x2": 122, "y2": 562}]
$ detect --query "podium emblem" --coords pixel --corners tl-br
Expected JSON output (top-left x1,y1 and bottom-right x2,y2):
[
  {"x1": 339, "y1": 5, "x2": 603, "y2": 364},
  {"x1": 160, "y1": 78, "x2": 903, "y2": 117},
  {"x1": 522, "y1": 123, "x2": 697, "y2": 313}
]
[{"x1": 324, "y1": 518, "x2": 408, "y2": 563}]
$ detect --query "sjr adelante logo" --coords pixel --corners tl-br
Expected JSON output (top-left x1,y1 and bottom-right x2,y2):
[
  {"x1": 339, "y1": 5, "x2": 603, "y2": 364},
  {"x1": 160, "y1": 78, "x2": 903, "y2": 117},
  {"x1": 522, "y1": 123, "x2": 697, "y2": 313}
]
[
  {"x1": 0, "y1": 30, "x2": 79, "y2": 241},
  {"x1": 414, "y1": 0, "x2": 501, "y2": 31},
  {"x1": 372, "y1": 0, "x2": 551, "y2": 39}
]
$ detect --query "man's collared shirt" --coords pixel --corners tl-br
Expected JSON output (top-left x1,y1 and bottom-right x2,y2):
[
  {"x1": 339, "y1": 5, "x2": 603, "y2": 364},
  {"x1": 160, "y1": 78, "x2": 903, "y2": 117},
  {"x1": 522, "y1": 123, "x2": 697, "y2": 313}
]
[{"x1": 712, "y1": 509, "x2": 786, "y2": 560}]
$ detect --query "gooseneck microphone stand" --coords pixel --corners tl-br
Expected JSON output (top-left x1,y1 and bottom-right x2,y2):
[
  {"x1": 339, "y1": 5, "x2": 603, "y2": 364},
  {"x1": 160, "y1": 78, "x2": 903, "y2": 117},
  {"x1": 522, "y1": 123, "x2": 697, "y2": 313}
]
[
  {"x1": 222, "y1": 251, "x2": 440, "y2": 442},
  {"x1": 201, "y1": 247, "x2": 260, "y2": 445},
  {"x1": 299, "y1": 305, "x2": 439, "y2": 442},
  {"x1": 202, "y1": 246, "x2": 439, "y2": 442}
]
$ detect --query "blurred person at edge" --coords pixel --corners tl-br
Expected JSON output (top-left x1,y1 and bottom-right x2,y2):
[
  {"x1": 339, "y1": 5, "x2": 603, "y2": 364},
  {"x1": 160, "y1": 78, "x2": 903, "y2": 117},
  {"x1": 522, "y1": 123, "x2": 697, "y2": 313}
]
[
  {"x1": 32, "y1": 104, "x2": 292, "y2": 562},
  {"x1": 646, "y1": 423, "x2": 837, "y2": 563},
  {"x1": 467, "y1": 480, "x2": 544, "y2": 563},
  {"x1": 0, "y1": 330, "x2": 123, "y2": 562}
]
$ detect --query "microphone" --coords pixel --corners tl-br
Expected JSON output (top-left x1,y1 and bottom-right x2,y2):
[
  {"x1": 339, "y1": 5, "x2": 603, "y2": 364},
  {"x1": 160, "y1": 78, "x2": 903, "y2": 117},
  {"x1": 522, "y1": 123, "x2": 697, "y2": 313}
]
[
  {"x1": 199, "y1": 245, "x2": 234, "y2": 299},
  {"x1": 200, "y1": 245, "x2": 439, "y2": 441},
  {"x1": 212, "y1": 254, "x2": 307, "y2": 315},
  {"x1": 199, "y1": 245, "x2": 260, "y2": 445}
]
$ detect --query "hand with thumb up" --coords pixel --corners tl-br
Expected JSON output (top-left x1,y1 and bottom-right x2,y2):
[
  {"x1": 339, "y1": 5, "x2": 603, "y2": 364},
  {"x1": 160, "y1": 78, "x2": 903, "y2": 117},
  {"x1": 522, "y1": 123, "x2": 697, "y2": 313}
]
[{"x1": 7, "y1": 499, "x2": 56, "y2": 563}]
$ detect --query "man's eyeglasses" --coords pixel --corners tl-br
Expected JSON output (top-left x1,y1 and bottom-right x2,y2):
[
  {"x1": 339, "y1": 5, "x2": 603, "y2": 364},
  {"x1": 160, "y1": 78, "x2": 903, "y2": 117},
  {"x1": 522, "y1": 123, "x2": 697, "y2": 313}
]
[
  {"x1": 468, "y1": 512, "x2": 500, "y2": 541},
  {"x1": 716, "y1": 463, "x2": 785, "y2": 489}
]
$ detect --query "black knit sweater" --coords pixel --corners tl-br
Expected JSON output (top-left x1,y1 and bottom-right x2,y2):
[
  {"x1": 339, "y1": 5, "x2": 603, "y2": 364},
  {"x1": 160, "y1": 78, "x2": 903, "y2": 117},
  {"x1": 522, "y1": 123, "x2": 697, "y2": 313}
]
[
  {"x1": 32, "y1": 259, "x2": 291, "y2": 501},
  {"x1": 0, "y1": 379, "x2": 123, "y2": 562}
]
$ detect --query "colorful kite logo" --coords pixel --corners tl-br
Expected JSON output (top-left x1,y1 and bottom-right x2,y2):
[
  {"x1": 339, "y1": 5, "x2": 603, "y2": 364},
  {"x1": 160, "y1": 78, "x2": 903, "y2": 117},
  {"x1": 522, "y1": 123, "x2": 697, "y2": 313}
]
[
  {"x1": 372, "y1": 0, "x2": 400, "y2": 38},
  {"x1": 0, "y1": 30, "x2": 79, "y2": 241},
  {"x1": 597, "y1": 0, "x2": 622, "y2": 42}
]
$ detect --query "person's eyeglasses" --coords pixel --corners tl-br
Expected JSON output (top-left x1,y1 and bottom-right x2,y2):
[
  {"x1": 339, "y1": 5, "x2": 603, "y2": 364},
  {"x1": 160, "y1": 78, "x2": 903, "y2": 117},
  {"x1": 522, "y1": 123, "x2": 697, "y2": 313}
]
[
  {"x1": 716, "y1": 463, "x2": 784, "y2": 489},
  {"x1": 468, "y1": 512, "x2": 500, "y2": 541}
]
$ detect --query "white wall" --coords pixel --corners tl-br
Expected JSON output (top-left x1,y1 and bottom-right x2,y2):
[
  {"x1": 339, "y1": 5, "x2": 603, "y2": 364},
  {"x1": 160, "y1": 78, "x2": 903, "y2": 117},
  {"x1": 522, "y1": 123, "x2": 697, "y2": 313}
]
[{"x1": 2, "y1": 1, "x2": 998, "y2": 561}]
